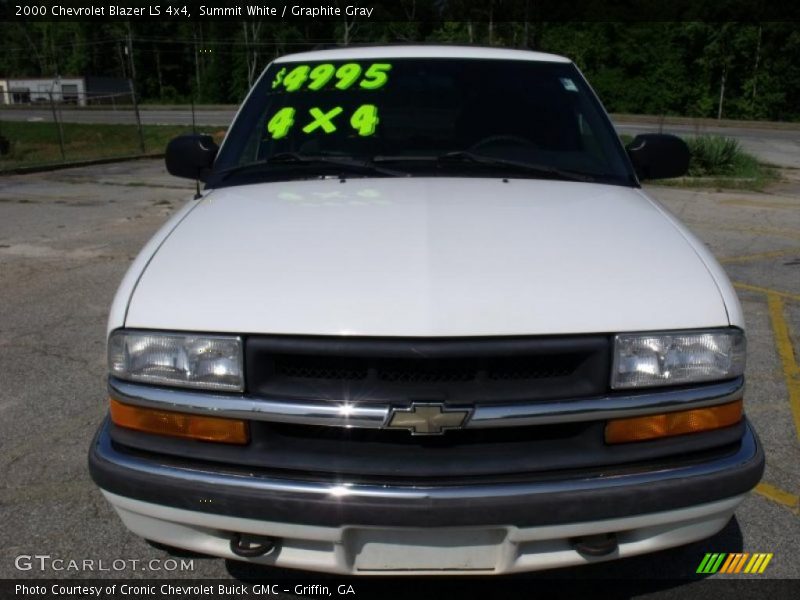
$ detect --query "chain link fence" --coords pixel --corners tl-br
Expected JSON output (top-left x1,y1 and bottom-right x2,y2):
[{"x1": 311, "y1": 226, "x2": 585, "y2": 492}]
[{"x1": 0, "y1": 90, "x2": 227, "y2": 172}]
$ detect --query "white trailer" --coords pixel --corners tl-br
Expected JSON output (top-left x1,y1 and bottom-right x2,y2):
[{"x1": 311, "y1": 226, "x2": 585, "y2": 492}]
[{"x1": 2, "y1": 77, "x2": 87, "y2": 106}]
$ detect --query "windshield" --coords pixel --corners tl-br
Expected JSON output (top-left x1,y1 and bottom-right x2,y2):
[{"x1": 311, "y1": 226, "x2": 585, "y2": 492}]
[{"x1": 209, "y1": 57, "x2": 637, "y2": 187}]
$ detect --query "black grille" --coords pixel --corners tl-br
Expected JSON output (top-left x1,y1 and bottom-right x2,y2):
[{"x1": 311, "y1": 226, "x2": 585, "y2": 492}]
[
  {"x1": 273, "y1": 355, "x2": 369, "y2": 381},
  {"x1": 272, "y1": 354, "x2": 583, "y2": 384},
  {"x1": 378, "y1": 358, "x2": 476, "y2": 383},
  {"x1": 246, "y1": 335, "x2": 610, "y2": 405}
]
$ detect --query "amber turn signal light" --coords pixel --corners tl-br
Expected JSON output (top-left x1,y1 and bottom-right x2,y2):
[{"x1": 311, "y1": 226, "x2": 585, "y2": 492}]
[
  {"x1": 605, "y1": 400, "x2": 743, "y2": 444},
  {"x1": 109, "y1": 398, "x2": 249, "y2": 444}
]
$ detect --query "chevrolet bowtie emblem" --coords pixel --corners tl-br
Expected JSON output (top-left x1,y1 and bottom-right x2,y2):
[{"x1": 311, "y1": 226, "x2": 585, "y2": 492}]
[{"x1": 385, "y1": 403, "x2": 472, "y2": 435}]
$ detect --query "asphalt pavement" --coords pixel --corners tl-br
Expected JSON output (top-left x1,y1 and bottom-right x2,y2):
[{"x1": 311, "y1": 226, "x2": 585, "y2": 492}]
[{"x1": 0, "y1": 160, "x2": 798, "y2": 593}]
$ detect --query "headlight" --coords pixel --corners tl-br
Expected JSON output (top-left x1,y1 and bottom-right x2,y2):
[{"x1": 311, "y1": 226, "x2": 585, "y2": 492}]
[
  {"x1": 611, "y1": 329, "x2": 745, "y2": 389},
  {"x1": 108, "y1": 331, "x2": 244, "y2": 392}
]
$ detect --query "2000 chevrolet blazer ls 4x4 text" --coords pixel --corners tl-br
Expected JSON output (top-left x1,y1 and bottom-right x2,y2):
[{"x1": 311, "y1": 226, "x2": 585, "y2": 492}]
[{"x1": 88, "y1": 46, "x2": 764, "y2": 574}]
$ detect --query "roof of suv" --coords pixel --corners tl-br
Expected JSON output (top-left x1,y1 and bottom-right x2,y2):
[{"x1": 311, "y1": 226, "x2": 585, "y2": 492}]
[{"x1": 274, "y1": 45, "x2": 571, "y2": 64}]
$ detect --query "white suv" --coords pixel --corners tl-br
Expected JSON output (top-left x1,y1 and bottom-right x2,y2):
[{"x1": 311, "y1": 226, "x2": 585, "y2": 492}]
[{"x1": 89, "y1": 45, "x2": 763, "y2": 575}]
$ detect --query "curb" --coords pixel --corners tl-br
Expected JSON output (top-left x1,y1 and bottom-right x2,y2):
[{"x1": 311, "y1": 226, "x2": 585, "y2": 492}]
[
  {"x1": 611, "y1": 113, "x2": 800, "y2": 132},
  {"x1": 0, "y1": 153, "x2": 165, "y2": 176}
]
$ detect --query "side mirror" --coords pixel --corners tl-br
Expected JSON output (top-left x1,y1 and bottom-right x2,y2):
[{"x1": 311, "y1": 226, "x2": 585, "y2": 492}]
[
  {"x1": 165, "y1": 134, "x2": 218, "y2": 181},
  {"x1": 625, "y1": 134, "x2": 690, "y2": 180}
]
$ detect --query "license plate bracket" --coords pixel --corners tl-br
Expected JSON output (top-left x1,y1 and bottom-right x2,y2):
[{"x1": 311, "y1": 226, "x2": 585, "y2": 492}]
[{"x1": 347, "y1": 527, "x2": 506, "y2": 572}]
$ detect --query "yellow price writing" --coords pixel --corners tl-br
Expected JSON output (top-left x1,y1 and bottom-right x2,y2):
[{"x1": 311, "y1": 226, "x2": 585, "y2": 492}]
[
  {"x1": 271, "y1": 63, "x2": 392, "y2": 93},
  {"x1": 266, "y1": 104, "x2": 380, "y2": 139}
]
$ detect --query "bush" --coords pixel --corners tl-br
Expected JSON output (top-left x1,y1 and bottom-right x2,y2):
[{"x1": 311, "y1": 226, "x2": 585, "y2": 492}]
[{"x1": 686, "y1": 135, "x2": 755, "y2": 177}]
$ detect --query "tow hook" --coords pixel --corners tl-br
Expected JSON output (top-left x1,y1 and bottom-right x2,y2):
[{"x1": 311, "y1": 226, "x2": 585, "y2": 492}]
[
  {"x1": 229, "y1": 533, "x2": 280, "y2": 558},
  {"x1": 571, "y1": 533, "x2": 619, "y2": 557}
]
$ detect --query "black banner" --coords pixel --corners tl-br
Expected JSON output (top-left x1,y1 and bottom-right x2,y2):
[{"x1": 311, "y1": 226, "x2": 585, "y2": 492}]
[
  {"x1": 3, "y1": 578, "x2": 800, "y2": 600},
  {"x1": 1, "y1": 0, "x2": 800, "y2": 23}
]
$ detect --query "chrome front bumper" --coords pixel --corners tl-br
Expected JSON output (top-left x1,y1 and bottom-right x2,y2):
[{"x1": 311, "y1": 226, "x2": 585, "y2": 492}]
[
  {"x1": 89, "y1": 417, "x2": 764, "y2": 529},
  {"x1": 101, "y1": 490, "x2": 747, "y2": 574}
]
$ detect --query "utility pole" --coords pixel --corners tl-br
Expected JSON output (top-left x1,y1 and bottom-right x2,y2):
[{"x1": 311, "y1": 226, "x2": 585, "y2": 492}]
[
  {"x1": 49, "y1": 89, "x2": 66, "y2": 161},
  {"x1": 126, "y1": 23, "x2": 145, "y2": 153},
  {"x1": 193, "y1": 26, "x2": 201, "y2": 92}
]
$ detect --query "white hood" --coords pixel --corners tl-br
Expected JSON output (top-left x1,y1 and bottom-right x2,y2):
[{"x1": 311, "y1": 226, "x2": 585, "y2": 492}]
[{"x1": 124, "y1": 177, "x2": 730, "y2": 336}]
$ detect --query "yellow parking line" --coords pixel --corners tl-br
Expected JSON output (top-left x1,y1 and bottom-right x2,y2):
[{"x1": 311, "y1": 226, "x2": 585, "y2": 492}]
[
  {"x1": 766, "y1": 294, "x2": 800, "y2": 440},
  {"x1": 693, "y1": 224, "x2": 800, "y2": 241},
  {"x1": 755, "y1": 482, "x2": 800, "y2": 514},
  {"x1": 719, "y1": 198, "x2": 800, "y2": 210},
  {"x1": 734, "y1": 282, "x2": 800, "y2": 303},
  {"x1": 720, "y1": 248, "x2": 800, "y2": 264}
]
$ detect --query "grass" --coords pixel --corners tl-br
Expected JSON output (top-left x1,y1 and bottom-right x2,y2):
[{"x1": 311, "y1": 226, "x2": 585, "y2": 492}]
[
  {"x1": 0, "y1": 121, "x2": 227, "y2": 171},
  {"x1": 670, "y1": 135, "x2": 779, "y2": 190},
  {"x1": 620, "y1": 133, "x2": 778, "y2": 190},
  {"x1": 0, "y1": 122, "x2": 778, "y2": 192}
]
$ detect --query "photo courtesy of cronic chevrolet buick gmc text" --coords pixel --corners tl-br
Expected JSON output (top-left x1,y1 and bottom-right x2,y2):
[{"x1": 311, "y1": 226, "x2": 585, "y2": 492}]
[{"x1": 88, "y1": 46, "x2": 764, "y2": 575}]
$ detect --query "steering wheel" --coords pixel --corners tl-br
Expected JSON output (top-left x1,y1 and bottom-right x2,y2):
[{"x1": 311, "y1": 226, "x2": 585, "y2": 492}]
[{"x1": 469, "y1": 134, "x2": 537, "y2": 152}]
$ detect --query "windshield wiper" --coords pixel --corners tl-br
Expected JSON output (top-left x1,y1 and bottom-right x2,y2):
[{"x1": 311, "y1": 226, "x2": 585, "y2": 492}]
[
  {"x1": 374, "y1": 151, "x2": 595, "y2": 183},
  {"x1": 217, "y1": 152, "x2": 407, "y2": 182}
]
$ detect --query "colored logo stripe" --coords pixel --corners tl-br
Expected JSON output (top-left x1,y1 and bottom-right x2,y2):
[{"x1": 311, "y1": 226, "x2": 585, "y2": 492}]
[
  {"x1": 719, "y1": 553, "x2": 748, "y2": 573},
  {"x1": 744, "y1": 553, "x2": 773, "y2": 573},
  {"x1": 697, "y1": 553, "x2": 726, "y2": 574},
  {"x1": 697, "y1": 553, "x2": 773, "y2": 574},
  {"x1": 719, "y1": 553, "x2": 738, "y2": 573}
]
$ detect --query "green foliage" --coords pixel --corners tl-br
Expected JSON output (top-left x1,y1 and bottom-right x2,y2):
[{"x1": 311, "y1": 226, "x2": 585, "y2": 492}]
[
  {"x1": 0, "y1": 19, "x2": 798, "y2": 121},
  {"x1": 686, "y1": 135, "x2": 750, "y2": 176},
  {"x1": 666, "y1": 135, "x2": 777, "y2": 191},
  {"x1": 617, "y1": 133, "x2": 774, "y2": 189},
  {"x1": 0, "y1": 120, "x2": 196, "y2": 169}
]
